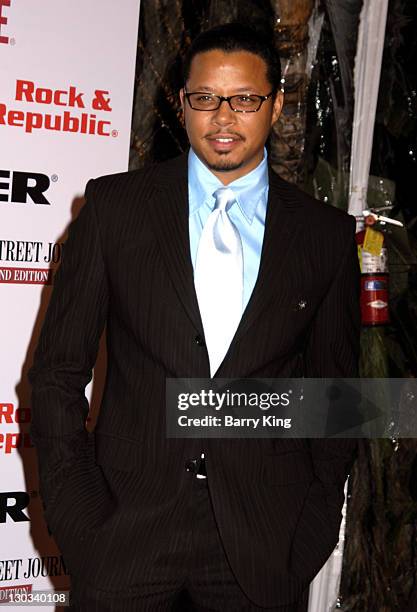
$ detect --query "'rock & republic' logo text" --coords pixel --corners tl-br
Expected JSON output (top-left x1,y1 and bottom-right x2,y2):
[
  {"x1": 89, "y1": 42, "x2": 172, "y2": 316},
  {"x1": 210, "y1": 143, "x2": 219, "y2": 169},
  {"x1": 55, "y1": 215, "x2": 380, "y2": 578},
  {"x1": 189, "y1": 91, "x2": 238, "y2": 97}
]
[{"x1": 0, "y1": 79, "x2": 116, "y2": 137}]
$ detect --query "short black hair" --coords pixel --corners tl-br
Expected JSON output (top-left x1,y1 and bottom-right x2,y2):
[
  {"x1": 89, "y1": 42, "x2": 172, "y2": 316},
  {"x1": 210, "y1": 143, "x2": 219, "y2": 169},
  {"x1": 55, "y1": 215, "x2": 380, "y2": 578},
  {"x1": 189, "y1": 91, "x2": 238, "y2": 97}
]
[{"x1": 182, "y1": 22, "x2": 282, "y2": 94}]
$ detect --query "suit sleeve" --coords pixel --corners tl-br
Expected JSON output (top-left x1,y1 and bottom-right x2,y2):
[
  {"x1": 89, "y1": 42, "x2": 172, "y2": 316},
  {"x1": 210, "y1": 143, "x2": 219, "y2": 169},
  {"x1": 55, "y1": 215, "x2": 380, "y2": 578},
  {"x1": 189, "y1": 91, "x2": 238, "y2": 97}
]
[
  {"x1": 304, "y1": 215, "x2": 361, "y2": 504},
  {"x1": 290, "y1": 215, "x2": 361, "y2": 579},
  {"x1": 28, "y1": 178, "x2": 114, "y2": 541}
]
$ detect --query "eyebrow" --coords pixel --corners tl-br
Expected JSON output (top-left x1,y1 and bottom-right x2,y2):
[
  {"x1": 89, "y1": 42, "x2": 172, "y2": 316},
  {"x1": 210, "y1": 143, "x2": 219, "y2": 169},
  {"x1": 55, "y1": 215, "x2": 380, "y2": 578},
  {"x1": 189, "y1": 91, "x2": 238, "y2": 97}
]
[{"x1": 189, "y1": 86, "x2": 260, "y2": 93}]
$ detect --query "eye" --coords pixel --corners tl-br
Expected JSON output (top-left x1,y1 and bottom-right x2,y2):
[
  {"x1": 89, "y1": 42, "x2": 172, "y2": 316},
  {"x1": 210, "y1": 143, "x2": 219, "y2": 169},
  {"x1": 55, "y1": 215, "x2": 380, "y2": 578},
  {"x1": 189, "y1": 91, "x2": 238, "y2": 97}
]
[
  {"x1": 195, "y1": 94, "x2": 215, "y2": 103},
  {"x1": 236, "y1": 95, "x2": 257, "y2": 105}
]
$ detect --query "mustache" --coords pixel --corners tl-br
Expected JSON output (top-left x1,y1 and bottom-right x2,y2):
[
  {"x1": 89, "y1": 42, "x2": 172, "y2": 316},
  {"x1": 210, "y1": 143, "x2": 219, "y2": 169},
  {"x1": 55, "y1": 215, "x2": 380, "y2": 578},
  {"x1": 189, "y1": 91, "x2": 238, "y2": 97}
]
[{"x1": 204, "y1": 131, "x2": 245, "y2": 140}]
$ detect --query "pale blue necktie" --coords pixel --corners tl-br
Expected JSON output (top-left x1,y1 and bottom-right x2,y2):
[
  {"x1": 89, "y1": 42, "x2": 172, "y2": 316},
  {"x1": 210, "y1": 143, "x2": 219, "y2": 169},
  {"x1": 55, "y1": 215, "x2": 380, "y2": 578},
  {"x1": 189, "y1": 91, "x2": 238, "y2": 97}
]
[{"x1": 195, "y1": 187, "x2": 244, "y2": 376}]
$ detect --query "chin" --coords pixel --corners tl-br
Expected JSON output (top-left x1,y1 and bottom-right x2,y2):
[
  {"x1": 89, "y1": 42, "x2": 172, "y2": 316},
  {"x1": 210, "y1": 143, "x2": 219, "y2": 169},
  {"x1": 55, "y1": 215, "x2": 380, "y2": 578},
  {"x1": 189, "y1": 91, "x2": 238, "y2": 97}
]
[{"x1": 206, "y1": 157, "x2": 244, "y2": 173}]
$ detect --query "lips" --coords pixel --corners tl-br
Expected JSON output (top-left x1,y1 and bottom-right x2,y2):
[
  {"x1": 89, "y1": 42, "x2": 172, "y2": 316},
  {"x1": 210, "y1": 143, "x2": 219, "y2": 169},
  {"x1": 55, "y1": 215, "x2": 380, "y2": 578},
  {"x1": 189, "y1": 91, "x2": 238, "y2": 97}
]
[
  {"x1": 205, "y1": 133, "x2": 243, "y2": 152},
  {"x1": 213, "y1": 137, "x2": 234, "y2": 143}
]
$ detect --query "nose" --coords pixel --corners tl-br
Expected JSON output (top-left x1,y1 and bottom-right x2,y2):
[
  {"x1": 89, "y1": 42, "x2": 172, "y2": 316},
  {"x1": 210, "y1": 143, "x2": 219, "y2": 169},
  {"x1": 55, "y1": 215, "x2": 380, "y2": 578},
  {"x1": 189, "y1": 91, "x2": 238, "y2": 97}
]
[{"x1": 211, "y1": 99, "x2": 236, "y2": 126}]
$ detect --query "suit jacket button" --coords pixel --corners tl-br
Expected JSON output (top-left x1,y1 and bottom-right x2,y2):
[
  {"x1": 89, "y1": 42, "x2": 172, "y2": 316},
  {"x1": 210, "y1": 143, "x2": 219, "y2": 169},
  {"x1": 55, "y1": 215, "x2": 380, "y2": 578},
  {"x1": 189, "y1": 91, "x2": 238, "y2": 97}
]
[{"x1": 195, "y1": 335, "x2": 205, "y2": 347}]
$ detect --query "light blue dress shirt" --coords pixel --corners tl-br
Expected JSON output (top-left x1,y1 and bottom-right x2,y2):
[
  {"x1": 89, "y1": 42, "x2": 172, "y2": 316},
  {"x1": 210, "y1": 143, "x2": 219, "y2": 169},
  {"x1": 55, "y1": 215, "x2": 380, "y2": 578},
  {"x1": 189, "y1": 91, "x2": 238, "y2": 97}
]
[{"x1": 188, "y1": 148, "x2": 269, "y2": 312}]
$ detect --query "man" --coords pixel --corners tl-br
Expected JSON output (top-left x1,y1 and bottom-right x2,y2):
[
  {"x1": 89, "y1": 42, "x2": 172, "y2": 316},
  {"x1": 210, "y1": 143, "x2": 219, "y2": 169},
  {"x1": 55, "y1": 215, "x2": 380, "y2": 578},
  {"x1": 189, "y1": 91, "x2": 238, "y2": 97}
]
[{"x1": 29, "y1": 23, "x2": 360, "y2": 612}]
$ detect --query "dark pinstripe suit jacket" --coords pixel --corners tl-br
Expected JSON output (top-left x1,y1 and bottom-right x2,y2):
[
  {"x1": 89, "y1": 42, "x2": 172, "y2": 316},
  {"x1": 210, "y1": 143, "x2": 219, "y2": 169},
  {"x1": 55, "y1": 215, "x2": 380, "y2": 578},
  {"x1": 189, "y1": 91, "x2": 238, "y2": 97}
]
[{"x1": 29, "y1": 153, "x2": 360, "y2": 608}]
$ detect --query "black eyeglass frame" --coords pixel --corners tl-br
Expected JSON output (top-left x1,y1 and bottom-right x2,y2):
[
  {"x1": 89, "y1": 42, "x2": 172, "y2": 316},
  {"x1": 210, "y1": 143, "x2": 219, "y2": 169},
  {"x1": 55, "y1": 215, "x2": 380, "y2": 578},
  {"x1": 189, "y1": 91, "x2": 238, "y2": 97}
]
[{"x1": 183, "y1": 90, "x2": 274, "y2": 113}]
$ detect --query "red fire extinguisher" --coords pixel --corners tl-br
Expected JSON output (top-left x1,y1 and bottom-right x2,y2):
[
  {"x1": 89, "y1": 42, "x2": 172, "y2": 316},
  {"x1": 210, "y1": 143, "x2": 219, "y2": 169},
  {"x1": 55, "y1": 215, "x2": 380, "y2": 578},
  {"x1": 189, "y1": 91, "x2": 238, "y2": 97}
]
[{"x1": 355, "y1": 217, "x2": 389, "y2": 326}]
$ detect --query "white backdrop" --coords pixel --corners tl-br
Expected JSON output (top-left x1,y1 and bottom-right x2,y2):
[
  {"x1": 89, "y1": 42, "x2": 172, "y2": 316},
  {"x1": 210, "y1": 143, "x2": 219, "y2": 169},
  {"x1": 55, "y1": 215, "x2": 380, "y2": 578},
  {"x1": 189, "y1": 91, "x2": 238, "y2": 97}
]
[
  {"x1": 311, "y1": 1, "x2": 389, "y2": 609},
  {"x1": 0, "y1": 1, "x2": 141, "y2": 608},
  {"x1": 348, "y1": 0, "x2": 389, "y2": 220}
]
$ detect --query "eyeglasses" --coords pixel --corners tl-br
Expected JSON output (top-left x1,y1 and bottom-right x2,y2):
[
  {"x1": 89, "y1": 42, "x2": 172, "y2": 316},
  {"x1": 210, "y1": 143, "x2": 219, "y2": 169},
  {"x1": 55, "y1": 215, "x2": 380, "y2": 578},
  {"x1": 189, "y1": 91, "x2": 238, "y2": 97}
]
[{"x1": 184, "y1": 90, "x2": 274, "y2": 113}]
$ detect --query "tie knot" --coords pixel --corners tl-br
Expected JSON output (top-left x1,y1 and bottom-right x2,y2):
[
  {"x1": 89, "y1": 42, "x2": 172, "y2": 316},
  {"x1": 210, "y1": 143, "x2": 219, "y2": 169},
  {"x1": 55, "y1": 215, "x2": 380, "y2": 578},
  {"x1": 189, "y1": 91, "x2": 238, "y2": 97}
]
[{"x1": 213, "y1": 187, "x2": 236, "y2": 212}]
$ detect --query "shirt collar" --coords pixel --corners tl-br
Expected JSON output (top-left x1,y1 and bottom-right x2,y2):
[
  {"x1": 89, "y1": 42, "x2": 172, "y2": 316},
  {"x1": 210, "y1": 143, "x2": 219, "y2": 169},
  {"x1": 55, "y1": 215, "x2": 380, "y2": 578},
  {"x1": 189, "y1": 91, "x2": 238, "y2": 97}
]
[{"x1": 188, "y1": 148, "x2": 269, "y2": 224}]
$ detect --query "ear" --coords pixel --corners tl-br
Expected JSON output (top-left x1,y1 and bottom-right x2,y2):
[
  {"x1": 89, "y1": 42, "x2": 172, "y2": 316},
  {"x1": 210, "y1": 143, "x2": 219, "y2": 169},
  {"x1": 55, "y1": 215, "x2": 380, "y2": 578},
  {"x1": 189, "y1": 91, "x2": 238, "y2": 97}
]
[
  {"x1": 179, "y1": 88, "x2": 186, "y2": 112},
  {"x1": 271, "y1": 90, "x2": 284, "y2": 126}
]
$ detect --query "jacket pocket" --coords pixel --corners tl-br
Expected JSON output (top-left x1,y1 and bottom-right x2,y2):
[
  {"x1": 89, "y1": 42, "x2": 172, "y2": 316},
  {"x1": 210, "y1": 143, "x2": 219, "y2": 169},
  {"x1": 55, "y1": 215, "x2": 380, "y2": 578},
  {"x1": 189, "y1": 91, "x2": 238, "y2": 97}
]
[
  {"x1": 263, "y1": 451, "x2": 315, "y2": 486},
  {"x1": 94, "y1": 431, "x2": 144, "y2": 472}
]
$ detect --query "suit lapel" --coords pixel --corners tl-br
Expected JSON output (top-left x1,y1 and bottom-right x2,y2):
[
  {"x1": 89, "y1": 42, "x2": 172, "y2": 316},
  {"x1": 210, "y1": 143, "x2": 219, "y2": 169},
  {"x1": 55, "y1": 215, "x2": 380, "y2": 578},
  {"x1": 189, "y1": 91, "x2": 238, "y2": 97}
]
[
  {"x1": 147, "y1": 155, "x2": 303, "y2": 351},
  {"x1": 147, "y1": 154, "x2": 204, "y2": 333},
  {"x1": 232, "y1": 169, "x2": 303, "y2": 345}
]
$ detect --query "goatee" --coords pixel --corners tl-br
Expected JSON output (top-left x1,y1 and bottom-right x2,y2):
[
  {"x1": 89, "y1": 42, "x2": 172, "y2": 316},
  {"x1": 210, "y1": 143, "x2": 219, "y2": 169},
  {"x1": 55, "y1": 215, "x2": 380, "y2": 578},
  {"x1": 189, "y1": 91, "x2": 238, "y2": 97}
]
[{"x1": 206, "y1": 158, "x2": 243, "y2": 173}]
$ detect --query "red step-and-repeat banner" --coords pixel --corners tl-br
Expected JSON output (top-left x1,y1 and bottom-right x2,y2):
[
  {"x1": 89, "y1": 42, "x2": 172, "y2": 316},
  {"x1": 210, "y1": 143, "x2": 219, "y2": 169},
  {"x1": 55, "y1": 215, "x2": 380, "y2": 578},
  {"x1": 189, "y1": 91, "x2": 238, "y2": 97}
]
[{"x1": 0, "y1": 1, "x2": 141, "y2": 607}]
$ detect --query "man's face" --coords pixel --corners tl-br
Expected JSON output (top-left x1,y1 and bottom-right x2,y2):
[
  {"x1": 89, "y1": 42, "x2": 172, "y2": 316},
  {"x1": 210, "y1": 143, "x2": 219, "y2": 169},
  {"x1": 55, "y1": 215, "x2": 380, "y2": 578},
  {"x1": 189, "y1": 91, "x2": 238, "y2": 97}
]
[{"x1": 180, "y1": 49, "x2": 283, "y2": 184}]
